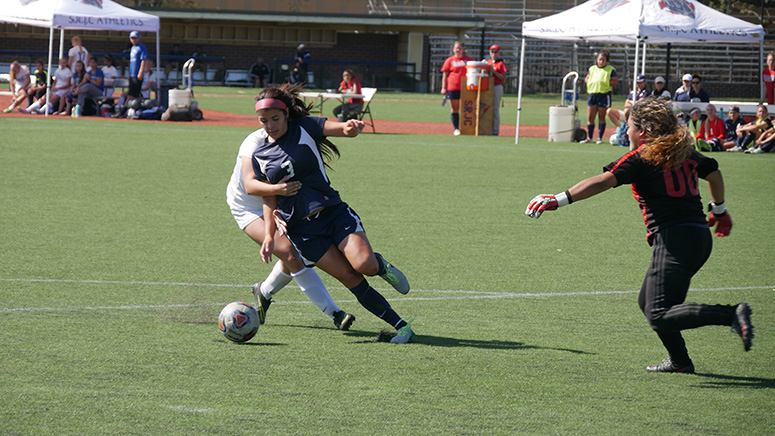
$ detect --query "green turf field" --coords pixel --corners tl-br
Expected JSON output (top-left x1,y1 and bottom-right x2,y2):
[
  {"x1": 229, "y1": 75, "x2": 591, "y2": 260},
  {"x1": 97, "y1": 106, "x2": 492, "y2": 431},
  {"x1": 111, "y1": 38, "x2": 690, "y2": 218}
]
[{"x1": 1, "y1": 101, "x2": 773, "y2": 435}]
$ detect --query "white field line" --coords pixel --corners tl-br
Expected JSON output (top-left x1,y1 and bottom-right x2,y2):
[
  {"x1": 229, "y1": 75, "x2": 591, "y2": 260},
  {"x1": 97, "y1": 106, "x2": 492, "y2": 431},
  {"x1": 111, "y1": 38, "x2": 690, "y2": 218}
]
[{"x1": 0, "y1": 278, "x2": 771, "y2": 313}]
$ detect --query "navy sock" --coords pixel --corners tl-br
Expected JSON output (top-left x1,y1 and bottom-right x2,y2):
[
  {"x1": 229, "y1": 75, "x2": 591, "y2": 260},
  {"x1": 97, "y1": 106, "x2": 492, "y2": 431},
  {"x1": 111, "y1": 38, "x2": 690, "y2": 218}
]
[
  {"x1": 451, "y1": 113, "x2": 459, "y2": 129},
  {"x1": 587, "y1": 124, "x2": 594, "y2": 139},
  {"x1": 349, "y1": 278, "x2": 402, "y2": 327},
  {"x1": 598, "y1": 123, "x2": 606, "y2": 140},
  {"x1": 374, "y1": 252, "x2": 387, "y2": 276}
]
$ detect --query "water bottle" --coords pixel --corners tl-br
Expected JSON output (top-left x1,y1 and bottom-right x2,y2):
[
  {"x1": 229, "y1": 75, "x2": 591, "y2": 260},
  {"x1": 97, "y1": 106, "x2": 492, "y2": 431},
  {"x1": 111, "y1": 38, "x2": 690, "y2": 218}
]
[{"x1": 718, "y1": 108, "x2": 724, "y2": 120}]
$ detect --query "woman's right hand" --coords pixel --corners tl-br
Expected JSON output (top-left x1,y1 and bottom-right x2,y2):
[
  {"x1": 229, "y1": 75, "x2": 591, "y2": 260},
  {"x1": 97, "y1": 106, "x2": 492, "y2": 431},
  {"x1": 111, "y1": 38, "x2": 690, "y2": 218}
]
[{"x1": 275, "y1": 176, "x2": 301, "y2": 196}]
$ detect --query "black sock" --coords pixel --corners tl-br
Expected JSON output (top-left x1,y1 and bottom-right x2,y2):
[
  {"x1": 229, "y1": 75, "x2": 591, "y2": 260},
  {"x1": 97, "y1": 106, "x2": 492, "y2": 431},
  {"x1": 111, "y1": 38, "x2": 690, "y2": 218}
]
[
  {"x1": 349, "y1": 278, "x2": 402, "y2": 327},
  {"x1": 587, "y1": 124, "x2": 594, "y2": 139},
  {"x1": 451, "y1": 113, "x2": 459, "y2": 129},
  {"x1": 374, "y1": 252, "x2": 387, "y2": 276}
]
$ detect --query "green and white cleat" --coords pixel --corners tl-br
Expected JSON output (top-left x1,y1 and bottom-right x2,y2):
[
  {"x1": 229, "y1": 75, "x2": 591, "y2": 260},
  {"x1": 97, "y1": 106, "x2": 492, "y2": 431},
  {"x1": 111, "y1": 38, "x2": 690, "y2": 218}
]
[
  {"x1": 333, "y1": 310, "x2": 356, "y2": 331},
  {"x1": 378, "y1": 257, "x2": 410, "y2": 294},
  {"x1": 390, "y1": 322, "x2": 415, "y2": 344},
  {"x1": 251, "y1": 282, "x2": 271, "y2": 325}
]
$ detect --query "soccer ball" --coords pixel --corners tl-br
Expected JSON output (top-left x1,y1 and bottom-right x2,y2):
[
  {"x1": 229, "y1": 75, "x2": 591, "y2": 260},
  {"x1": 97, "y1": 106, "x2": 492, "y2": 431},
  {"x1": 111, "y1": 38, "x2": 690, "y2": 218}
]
[
  {"x1": 609, "y1": 133, "x2": 619, "y2": 145},
  {"x1": 218, "y1": 301, "x2": 259, "y2": 343}
]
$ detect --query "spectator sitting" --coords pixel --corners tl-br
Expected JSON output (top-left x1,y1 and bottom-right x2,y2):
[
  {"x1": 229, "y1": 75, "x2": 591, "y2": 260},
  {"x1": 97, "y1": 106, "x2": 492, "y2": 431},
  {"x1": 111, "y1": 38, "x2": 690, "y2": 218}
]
[
  {"x1": 686, "y1": 107, "x2": 703, "y2": 149},
  {"x1": 288, "y1": 66, "x2": 304, "y2": 84},
  {"x1": 295, "y1": 44, "x2": 311, "y2": 75},
  {"x1": 673, "y1": 73, "x2": 692, "y2": 102},
  {"x1": 732, "y1": 104, "x2": 772, "y2": 152},
  {"x1": 191, "y1": 45, "x2": 207, "y2": 73},
  {"x1": 249, "y1": 57, "x2": 271, "y2": 88},
  {"x1": 165, "y1": 43, "x2": 184, "y2": 75},
  {"x1": 722, "y1": 106, "x2": 744, "y2": 150},
  {"x1": 695, "y1": 104, "x2": 726, "y2": 152},
  {"x1": 4, "y1": 61, "x2": 31, "y2": 113},
  {"x1": 61, "y1": 60, "x2": 86, "y2": 116},
  {"x1": 71, "y1": 57, "x2": 105, "y2": 117},
  {"x1": 101, "y1": 55, "x2": 118, "y2": 97},
  {"x1": 36, "y1": 58, "x2": 72, "y2": 115},
  {"x1": 140, "y1": 60, "x2": 157, "y2": 99},
  {"x1": 688, "y1": 74, "x2": 710, "y2": 102},
  {"x1": 750, "y1": 123, "x2": 775, "y2": 154},
  {"x1": 27, "y1": 60, "x2": 48, "y2": 108},
  {"x1": 652, "y1": 76, "x2": 671, "y2": 99},
  {"x1": 608, "y1": 74, "x2": 649, "y2": 127},
  {"x1": 332, "y1": 69, "x2": 363, "y2": 122}
]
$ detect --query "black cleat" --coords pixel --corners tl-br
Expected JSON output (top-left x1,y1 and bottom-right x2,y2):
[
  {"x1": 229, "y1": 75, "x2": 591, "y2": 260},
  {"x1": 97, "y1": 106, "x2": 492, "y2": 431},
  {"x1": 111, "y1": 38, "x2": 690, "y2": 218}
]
[
  {"x1": 646, "y1": 357, "x2": 695, "y2": 374},
  {"x1": 731, "y1": 303, "x2": 754, "y2": 351},
  {"x1": 251, "y1": 282, "x2": 271, "y2": 325},
  {"x1": 333, "y1": 310, "x2": 355, "y2": 331}
]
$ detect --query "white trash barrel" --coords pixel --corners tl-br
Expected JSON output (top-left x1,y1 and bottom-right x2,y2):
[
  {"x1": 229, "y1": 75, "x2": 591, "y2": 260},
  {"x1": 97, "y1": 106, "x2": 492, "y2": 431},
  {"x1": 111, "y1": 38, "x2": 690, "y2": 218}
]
[
  {"x1": 168, "y1": 89, "x2": 192, "y2": 107},
  {"x1": 548, "y1": 106, "x2": 575, "y2": 142}
]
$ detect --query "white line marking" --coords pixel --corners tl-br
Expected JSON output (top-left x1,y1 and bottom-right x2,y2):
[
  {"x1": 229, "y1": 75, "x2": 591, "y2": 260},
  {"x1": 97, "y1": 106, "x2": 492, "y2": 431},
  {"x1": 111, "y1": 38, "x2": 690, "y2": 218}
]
[
  {"x1": 166, "y1": 406, "x2": 215, "y2": 413},
  {"x1": 0, "y1": 277, "x2": 771, "y2": 313}
]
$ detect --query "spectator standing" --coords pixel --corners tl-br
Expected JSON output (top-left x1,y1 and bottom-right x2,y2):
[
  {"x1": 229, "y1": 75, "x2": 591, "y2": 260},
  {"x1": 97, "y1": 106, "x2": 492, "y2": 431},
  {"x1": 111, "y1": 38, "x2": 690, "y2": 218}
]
[
  {"x1": 652, "y1": 76, "x2": 671, "y2": 99},
  {"x1": 101, "y1": 55, "x2": 118, "y2": 97},
  {"x1": 3, "y1": 61, "x2": 31, "y2": 113},
  {"x1": 695, "y1": 104, "x2": 726, "y2": 152},
  {"x1": 582, "y1": 49, "x2": 618, "y2": 144},
  {"x1": 249, "y1": 57, "x2": 271, "y2": 88},
  {"x1": 68, "y1": 36, "x2": 89, "y2": 72},
  {"x1": 486, "y1": 44, "x2": 508, "y2": 136},
  {"x1": 763, "y1": 52, "x2": 775, "y2": 105},
  {"x1": 294, "y1": 44, "x2": 311, "y2": 76},
  {"x1": 332, "y1": 69, "x2": 363, "y2": 122},
  {"x1": 127, "y1": 31, "x2": 148, "y2": 101},
  {"x1": 673, "y1": 74, "x2": 692, "y2": 102},
  {"x1": 608, "y1": 74, "x2": 649, "y2": 127},
  {"x1": 440, "y1": 41, "x2": 473, "y2": 136},
  {"x1": 688, "y1": 75, "x2": 710, "y2": 102}
]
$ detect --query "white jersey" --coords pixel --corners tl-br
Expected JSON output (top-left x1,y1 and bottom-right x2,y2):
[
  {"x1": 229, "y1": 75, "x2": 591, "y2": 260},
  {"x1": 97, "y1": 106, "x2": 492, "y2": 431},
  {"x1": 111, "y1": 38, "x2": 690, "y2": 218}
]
[
  {"x1": 52, "y1": 67, "x2": 73, "y2": 93},
  {"x1": 141, "y1": 71, "x2": 156, "y2": 98},
  {"x1": 101, "y1": 65, "x2": 118, "y2": 81},
  {"x1": 68, "y1": 46, "x2": 89, "y2": 71},
  {"x1": 226, "y1": 130, "x2": 267, "y2": 228},
  {"x1": 13, "y1": 65, "x2": 31, "y2": 91}
]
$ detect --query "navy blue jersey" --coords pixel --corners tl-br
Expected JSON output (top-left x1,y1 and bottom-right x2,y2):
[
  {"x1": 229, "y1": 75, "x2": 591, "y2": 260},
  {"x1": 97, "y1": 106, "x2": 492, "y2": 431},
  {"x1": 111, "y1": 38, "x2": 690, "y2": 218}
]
[
  {"x1": 252, "y1": 116, "x2": 341, "y2": 226},
  {"x1": 604, "y1": 147, "x2": 718, "y2": 241}
]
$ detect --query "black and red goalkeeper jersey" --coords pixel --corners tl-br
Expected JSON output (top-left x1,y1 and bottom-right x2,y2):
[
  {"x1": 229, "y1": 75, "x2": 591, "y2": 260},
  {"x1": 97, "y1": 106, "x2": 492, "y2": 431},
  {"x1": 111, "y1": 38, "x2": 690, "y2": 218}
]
[{"x1": 604, "y1": 146, "x2": 718, "y2": 241}]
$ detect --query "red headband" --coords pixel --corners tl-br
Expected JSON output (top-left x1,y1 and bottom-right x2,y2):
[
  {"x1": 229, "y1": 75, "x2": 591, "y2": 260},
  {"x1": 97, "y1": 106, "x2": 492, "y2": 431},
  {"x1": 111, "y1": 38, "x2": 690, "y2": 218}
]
[{"x1": 255, "y1": 98, "x2": 288, "y2": 112}]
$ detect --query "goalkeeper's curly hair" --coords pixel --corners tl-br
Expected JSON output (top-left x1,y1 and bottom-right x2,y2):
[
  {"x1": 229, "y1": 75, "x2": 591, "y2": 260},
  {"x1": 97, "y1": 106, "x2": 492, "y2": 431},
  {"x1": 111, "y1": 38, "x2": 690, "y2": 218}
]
[{"x1": 629, "y1": 96, "x2": 693, "y2": 171}]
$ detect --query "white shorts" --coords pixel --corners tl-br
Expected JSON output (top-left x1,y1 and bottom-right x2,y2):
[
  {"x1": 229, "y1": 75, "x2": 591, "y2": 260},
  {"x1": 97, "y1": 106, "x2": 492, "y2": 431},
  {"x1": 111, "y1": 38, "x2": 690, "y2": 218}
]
[
  {"x1": 230, "y1": 204, "x2": 263, "y2": 230},
  {"x1": 13, "y1": 82, "x2": 29, "y2": 94},
  {"x1": 53, "y1": 88, "x2": 68, "y2": 98}
]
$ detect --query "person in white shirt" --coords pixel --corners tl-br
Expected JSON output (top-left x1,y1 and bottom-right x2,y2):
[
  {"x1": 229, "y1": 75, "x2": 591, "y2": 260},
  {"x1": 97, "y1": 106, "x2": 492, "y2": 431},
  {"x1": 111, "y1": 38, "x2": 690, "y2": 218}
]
[
  {"x1": 35, "y1": 58, "x2": 73, "y2": 115},
  {"x1": 101, "y1": 55, "x2": 119, "y2": 97},
  {"x1": 652, "y1": 76, "x2": 672, "y2": 99},
  {"x1": 67, "y1": 36, "x2": 89, "y2": 72},
  {"x1": 140, "y1": 60, "x2": 157, "y2": 99},
  {"x1": 4, "y1": 61, "x2": 31, "y2": 113}
]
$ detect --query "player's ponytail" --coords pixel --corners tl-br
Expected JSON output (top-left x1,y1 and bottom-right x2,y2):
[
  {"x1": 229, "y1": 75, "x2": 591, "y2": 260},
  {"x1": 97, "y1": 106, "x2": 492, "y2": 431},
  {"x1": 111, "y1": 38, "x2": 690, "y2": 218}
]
[{"x1": 630, "y1": 97, "x2": 692, "y2": 171}]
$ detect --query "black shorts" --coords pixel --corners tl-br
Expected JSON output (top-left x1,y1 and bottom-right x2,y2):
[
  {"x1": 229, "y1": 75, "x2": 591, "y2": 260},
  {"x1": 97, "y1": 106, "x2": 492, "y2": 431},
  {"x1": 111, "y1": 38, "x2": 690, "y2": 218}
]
[
  {"x1": 128, "y1": 77, "x2": 143, "y2": 99},
  {"x1": 286, "y1": 202, "x2": 364, "y2": 266}
]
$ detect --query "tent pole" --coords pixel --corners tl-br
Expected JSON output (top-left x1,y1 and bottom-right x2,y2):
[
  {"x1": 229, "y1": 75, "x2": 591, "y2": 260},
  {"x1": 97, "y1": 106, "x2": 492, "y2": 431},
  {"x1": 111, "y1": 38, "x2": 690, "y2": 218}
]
[
  {"x1": 515, "y1": 37, "x2": 526, "y2": 145},
  {"x1": 641, "y1": 42, "x2": 647, "y2": 76},
  {"x1": 45, "y1": 25, "x2": 54, "y2": 118},
  {"x1": 632, "y1": 38, "x2": 639, "y2": 101},
  {"x1": 665, "y1": 43, "x2": 671, "y2": 86},
  {"x1": 156, "y1": 32, "x2": 161, "y2": 98},
  {"x1": 760, "y1": 40, "x2": 764, "y2": 102}
]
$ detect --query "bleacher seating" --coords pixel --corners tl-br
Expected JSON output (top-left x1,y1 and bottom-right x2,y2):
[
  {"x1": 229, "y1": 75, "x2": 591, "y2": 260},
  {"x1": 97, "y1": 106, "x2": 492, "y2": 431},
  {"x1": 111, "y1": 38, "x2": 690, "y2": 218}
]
[{"x1": 224, "y1": 70, "x2": 252, "y2": 87}]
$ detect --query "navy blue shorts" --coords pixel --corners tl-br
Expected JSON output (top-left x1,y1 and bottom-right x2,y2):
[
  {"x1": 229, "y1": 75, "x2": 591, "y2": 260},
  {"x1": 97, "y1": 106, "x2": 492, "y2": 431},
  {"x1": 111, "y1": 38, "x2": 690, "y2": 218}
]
[
  {"x1": 446, "y1": 90, "x2": 461, "y2": 100},
  {"x1": 587, "y1": 92, "x2": 612, "y2": 108},
  {"x1": 287, "y1": 202, "x2": 365, "y2": 266}
]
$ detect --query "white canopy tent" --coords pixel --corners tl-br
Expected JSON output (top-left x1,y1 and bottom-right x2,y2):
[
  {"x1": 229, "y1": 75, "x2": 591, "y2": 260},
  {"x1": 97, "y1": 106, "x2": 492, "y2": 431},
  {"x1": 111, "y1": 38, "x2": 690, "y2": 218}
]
[
  {"x1": 0, "y1": 0, "x2": 161, "y2": 115},
  {"x1": 515, "y1": 0, "x2": 766, "y2": 143}
]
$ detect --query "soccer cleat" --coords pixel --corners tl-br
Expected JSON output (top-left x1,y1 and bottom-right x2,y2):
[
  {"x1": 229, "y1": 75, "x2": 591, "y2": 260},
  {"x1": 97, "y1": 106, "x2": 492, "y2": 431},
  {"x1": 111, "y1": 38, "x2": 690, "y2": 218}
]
[
  {"x1": 3, "y1": 108, "x2": 12, "y2": 113},
  {"x1": 251, "y1": 282, "x2": 271, "y2": 325},
  {"x1": 390, "y1": 321, "x2": 415, "y2": 344},
  {"x1": 646, "y1": 357, "x2": 695, "y2": 374},
  {"x1": 453, "y1": 129, "x2": 461, "y2": 136},
  {"x1": 379, "y1": 259, "x2": 410, "y2": 294},
  {"x1": 726, "y1": 146, "x2": 743, "y2": 152},
  {"x1": 579, "y1": 138, "x2": 591, "y2": 144},
  {"x1": 333, "y1": 310, "x2": 355, "y2": 331},
  {"x1": 750, "y1": 147, "x2": 764, "y2": 154},
  {"x1": 595, "y1": 138, "x2": 604, "y2": 144},
  {"x1": 731, "y1": 303, "x2": 754, "y2": 351}
]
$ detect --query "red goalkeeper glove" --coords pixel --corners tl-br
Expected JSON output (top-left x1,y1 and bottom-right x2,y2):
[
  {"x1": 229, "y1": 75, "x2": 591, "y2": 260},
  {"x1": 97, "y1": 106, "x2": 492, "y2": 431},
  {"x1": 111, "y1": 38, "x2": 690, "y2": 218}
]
[
  {"x1": 707, "y1": 201, "x2": 732, "y2": 237},
  {"x1": 525, "y1": 191, "x2": 572, "y2": 219}
]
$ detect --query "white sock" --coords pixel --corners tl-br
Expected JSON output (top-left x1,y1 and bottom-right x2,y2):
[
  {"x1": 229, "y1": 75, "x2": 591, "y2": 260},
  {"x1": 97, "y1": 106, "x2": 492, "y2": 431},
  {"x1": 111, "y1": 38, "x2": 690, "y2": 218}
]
[
  {"x1": 292, "y1": 267, "x2": 340, "y2": 317},
  {"x1": 260, "y1": 260, "x2": 292, "y2": 300},
  {"x1": 27, "y1": 101, "x2": 42, "y2": 112},
  {"x1": 7, "y1": 104, "x2": 14, "y2": 110}
]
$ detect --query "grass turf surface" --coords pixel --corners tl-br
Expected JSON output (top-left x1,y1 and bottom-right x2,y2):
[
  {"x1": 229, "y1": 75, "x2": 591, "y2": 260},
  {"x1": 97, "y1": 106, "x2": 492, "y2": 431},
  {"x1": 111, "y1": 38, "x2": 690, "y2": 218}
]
[{"x1": 0, "y1": 110, "x2": 773, "y2": 435}]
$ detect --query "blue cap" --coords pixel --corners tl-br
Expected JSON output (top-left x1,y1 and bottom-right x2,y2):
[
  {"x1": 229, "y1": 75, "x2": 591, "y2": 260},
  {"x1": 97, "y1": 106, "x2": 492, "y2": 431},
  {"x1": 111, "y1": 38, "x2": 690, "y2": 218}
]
[
  {"x1": 636, "y1": 74, "x2": 646, "y2": 82},
  {"x1": 129, "y1": 31, "x2": 140, "y2": 38}
]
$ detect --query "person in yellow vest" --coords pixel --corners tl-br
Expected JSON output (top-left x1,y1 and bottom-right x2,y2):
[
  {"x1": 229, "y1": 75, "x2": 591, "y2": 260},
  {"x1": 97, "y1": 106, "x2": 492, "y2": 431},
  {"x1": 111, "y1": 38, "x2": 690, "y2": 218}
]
[{"x1": 582, "y1": 49, "x2": 618, "y2": 144}]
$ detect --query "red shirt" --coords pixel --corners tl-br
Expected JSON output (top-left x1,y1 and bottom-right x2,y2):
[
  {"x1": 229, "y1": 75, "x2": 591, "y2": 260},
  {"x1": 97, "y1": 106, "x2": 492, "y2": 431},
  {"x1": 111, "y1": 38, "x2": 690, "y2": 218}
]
[
  {"x1": 696, "y1": 117, "x2": 726, "y2": 141},
  {"x1": 487, "y1": 58, "x2": 507, "y2": 86},
  {"x1": 441, "y1": 55, "x2": 473, "y2": 91},
  {"x1": 763, "y1": 67, "x2": 775, "y2": 105},
  {"x1": 339, "y1": 78, "x2": 363, "y2": 105}
]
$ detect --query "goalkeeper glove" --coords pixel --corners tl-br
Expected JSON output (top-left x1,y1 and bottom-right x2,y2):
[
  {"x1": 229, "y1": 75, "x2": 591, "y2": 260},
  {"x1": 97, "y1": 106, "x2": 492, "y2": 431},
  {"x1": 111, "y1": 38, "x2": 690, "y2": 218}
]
[
  {"x1": 525, "y1": 191, "x2": 572, "y2": 219},
  {"x1": 707, "y1": 201, "x2": 732, "y2": 237}
]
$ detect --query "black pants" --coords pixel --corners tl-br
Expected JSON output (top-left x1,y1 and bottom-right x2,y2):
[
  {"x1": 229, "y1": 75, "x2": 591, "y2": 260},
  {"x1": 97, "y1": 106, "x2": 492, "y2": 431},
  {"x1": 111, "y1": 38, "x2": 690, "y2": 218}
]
[{"x1": 638, "y1": 223, "x2": 735, "y2": 364}]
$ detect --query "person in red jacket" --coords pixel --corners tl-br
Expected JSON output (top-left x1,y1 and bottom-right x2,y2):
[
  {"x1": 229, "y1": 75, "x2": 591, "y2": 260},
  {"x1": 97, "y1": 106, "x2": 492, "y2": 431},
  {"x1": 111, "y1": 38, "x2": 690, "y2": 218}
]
[
  {"x1": 441, "y1": 41, "x2": 473, "y2": 136},
  {"x1": 763, "y1": 52, "x2": 774, "y2": 105},
  {"x1": 695, "y1": 104, "x2": 727, "y2": 152},
  {"x1": 486, "y1": 44, "x2": 508, "y2": 136}
]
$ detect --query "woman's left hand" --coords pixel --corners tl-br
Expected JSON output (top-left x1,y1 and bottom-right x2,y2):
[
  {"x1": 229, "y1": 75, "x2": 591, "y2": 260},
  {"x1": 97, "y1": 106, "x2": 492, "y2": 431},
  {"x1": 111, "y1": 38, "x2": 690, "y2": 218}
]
[
  {"x1": 343, "y1": 119, "x2": 365, "y2": 136},
  {"x1": 260, "y1": 237, "x2": 274, "y2": 264}
]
